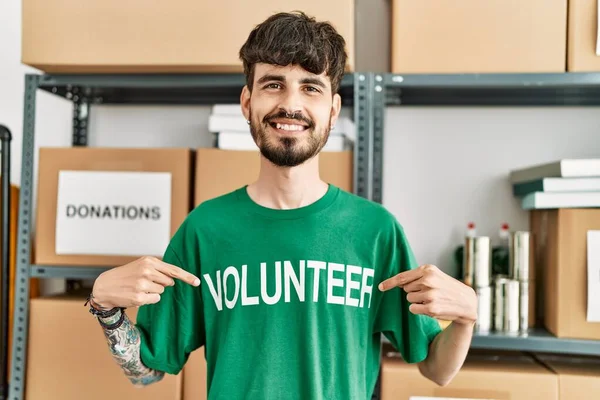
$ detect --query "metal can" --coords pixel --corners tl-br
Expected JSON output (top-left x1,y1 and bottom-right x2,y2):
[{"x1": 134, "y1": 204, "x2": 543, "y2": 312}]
[
  {"x1": 519, "y1": 281, "x2": 529, "y2": 332},
  {"x1": 493, "y1": 277, "x2": 506, "y2": 331},
  {"x1": 463, "y1": 236, "x2": 491, "y2": 288},
  {"x1": 509, "y1": 231, "x2": 532, "y2": 281},
  {"x1": 494, "y1": 277, "x2": 520, "y2": 332},
  {"x1": 475, "y1": 286, "x2": 492, "y2": 332}
]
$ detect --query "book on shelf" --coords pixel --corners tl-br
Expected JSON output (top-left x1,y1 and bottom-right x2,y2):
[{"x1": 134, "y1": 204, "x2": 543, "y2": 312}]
[
  {"x1": 509, "y1": 159, "x2": 600, "y2": 184},
  {"x1": 208, "y1": 104, "x2": 356, "y2": 142},
  {"x1": 521, "y1": 191, "x2": 600, "y2": 210},
  {"x1": 211, "y1": 104, "x2": 245, "y2": 116},
  {"x1": 513, "y1": 177, "x2": 600, "y2": 197}
]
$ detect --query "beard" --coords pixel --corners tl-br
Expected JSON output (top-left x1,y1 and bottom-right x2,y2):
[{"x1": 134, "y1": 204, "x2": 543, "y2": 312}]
[{"x1": 249, "y1": 107, "x2": 331, "y2": 167}]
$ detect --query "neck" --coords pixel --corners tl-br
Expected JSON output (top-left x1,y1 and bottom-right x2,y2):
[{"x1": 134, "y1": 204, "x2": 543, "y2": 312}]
[{"x1": 246, "y1": 154, "x2": 328, "y2": 209}]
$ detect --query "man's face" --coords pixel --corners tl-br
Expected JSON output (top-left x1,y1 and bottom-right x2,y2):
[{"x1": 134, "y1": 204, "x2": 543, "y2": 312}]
[{"x1": 241, "y1": 63, "x2": 341, "y2": 167}]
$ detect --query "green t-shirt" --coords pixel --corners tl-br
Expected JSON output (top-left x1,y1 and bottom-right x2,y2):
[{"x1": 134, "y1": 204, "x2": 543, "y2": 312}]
[{"x1": 136, "y1": 184, "x2": 441, "y2": 400}]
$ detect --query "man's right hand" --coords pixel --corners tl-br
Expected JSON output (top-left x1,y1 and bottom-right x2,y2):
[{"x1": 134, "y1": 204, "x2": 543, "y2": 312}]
[{"x1": 91, "y1": 256, "x2": 201, "y2": 310}]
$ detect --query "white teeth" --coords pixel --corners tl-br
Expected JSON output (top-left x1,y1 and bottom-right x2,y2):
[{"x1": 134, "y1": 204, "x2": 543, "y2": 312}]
[{"x1": 276, "y1": 123, "x2": 304, "y2": 131}]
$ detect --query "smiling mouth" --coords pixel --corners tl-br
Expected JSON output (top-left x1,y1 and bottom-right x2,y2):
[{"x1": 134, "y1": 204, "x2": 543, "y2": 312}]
[{"x1": 268, "y1": 121, "x2": 309, "y2": 133}]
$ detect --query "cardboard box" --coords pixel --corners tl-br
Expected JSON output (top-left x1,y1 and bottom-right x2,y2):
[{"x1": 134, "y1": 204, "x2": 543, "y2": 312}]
[
  {"x1": 22, "y1": 0, "x2": 354, "y2": 73},
  {"x1": 194, "y1": 149, "x2": 353, "y2": 205},
  {"x1": 183, "y1": 348, "x2": 208, "y2": 400},
  {"x1": 567, "y1": 0, "x2": 600, "y2": 71},
  {"x1": 35, "y1": 147, "x2": 193, "y2": 267},
  {"x1": 530, "y1": 208, "x2": 600, "y2": 340},
  {"x1": 536, "y1": 354, "x2": 600, "y2": 399},
  {"x1": 391, "y1": 0, "x2": 567, "y2": 73},
  {"x1": 25, "y1": 294, "x2": 182, "y2": 400},
  {"x1": 381, "y1": 347, "x2": 559, "y2": 399}
]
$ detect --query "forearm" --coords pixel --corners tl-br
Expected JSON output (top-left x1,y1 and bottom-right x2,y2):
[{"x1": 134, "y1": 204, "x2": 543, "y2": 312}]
[
  {"x1": 418, "y1": 321, "x2": 474, "y2": 386},
  {"x1": 98, "y1": 310, "x2": 165, "y2": 386}
]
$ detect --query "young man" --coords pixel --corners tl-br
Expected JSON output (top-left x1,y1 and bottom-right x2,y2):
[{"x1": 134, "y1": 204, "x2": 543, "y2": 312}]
[{"x1": 88, "y1": 11, "x2": 477, "y2": 399}]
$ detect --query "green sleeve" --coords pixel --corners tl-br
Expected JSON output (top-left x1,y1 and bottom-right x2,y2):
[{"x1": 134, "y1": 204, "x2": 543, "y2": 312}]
[
  {"x1": 135, "y1": 224, "x2": 205, "y2": 375},
  {"x1": 373, "y1": 220, "x2": 442, "y2": 363}
]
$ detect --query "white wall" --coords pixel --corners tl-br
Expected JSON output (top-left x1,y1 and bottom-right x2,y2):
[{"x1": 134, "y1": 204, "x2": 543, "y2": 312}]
[
  {"x1": 1, "y1": 1, "x2": 600, "y2": 290},
  {"x1": 382, "y1": 107, "x2": 600, "y2": 278}
]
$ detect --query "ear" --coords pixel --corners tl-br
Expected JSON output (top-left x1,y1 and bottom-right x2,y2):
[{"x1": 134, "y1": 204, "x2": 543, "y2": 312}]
[
  {"x1": 240, "y1": 85, "x2": 251, "y2": 121},
  {"x1": 329, "y1": 93, "x2": 342, "y2": 128}
]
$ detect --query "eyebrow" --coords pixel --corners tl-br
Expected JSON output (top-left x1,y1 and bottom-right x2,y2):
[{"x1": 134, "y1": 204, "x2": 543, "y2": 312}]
[
  {"x1": 257, "y1": 74, "x2": 285, "y2": 85},
  {"x1": 300, "y1": 77, "x2": 327, "y2": 89},
  {"x1": 256, "y1": 74, "x2": 327, "y2": 89}
]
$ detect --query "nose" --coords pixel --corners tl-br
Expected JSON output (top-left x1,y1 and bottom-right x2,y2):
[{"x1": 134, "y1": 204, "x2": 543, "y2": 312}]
[{"x1": 277, "y1": 88, "x2": 303, "y2": 116}]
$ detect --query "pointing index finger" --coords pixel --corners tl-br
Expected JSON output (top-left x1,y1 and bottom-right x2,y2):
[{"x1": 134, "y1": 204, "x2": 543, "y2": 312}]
[
  {"x1": 378, "y1": 267, "x2": 424, "y2": 291},
  {"x1": 172, "y1": 267, "x2": 201, "y2": 286},
  {"x1": 156, "y1": 261, "x2": 200, "y2": 287}
]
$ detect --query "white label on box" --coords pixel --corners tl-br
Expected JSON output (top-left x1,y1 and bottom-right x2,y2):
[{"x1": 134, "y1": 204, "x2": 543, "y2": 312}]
[
  {"x1": 587, "y1": 230, "x2": 600, "y2": 322},
  {"x1": 55, "y1": 171, "x2": 172, "y2": 257}
]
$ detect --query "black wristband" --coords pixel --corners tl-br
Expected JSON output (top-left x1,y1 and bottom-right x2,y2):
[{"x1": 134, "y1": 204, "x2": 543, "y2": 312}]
[
  {"x1": 84, "y1": 293, "x2": 123, "y2": 318},
  {"x1": 98, "y1": 309, "x2": 126, "y2": 330}
]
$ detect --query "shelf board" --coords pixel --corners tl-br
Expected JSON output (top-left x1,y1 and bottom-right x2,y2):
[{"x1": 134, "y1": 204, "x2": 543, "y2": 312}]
[
  {"x1": 470, "y1": 328, "x2": 600, "y2": 356},
  {"x1": 36, "y1": 73, "x2": 357, "y2": 105},
  {"x1": 382, "y1": 71, "x2": 600, "y2": 106},
  {"x1": 31, "y1": 265, "x2": 111, "y2": 279},
  {"x1": 384, "y1": 327, "x2": 600, "y2": 356}
]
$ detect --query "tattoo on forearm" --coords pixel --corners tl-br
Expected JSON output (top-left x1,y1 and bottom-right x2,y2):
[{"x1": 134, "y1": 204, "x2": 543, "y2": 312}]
[{"x1": 99, "y1": 310, "x2": 164, "y2": 386}]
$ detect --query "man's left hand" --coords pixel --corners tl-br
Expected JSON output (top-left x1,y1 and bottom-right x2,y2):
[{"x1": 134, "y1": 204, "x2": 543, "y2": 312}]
[{"x1": 378, "y1": 264, "x2": 478, "y2": 326}]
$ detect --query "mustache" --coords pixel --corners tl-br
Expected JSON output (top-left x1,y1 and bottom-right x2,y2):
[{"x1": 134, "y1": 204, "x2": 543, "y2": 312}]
[{"x1": 263, "y1": 110, "x2": 314, "y2": 128}]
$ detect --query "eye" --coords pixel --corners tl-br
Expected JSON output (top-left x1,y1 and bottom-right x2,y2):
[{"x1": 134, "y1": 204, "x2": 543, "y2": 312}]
[
  {"x1": 265, "y1": 83, "x2": 281, "y2": 90},
  {"x1": 304, "y1": 86, "x2": 321, "y2": 94}
]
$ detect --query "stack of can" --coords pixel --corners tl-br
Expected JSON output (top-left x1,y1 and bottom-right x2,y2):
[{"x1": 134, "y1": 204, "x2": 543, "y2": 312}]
[
  {"x1": 493, "y1": 231, "x2": 531, "y2": 334},
  {"x1": 463, "y1": 230, "x2": 532, "y2": 334},
  {"x1": 493, "y1": 275, "x2": 520, "y2": 333},
  {"x1": 463, "y1": 236, "x2": 492, "y2": 332},
  {"x1": 510, "y1": 231, "x2": 531, "y2": 332}
]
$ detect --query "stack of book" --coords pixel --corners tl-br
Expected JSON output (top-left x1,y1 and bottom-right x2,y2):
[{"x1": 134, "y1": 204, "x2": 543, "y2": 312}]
[
  {"x1": 510, "y1": 159, "x2": 600, "y2": 209},
  {"x1": 208, "y1": 104, "x2": 354, "y2": 152}
]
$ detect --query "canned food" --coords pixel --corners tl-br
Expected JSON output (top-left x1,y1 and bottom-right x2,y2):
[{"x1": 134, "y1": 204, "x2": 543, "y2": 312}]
[
  {"x1": 519, "y1": 281, "x2": 529, "y2": 332},
  {"x1": 509, "y1": 231, "x2": 531, "y2": 281},
  {"x1": 463, "y1": 236, "x2": 491, "y2": 288},
  {"x1": 493, "y1": 277, "x2": 505, "y2": 331},
  {"x1": 475, "y1": 286, "x2": 492, "y2": 332},
  {"x1": 494, "y1": 277, "x2": 520, "y2": 333}
]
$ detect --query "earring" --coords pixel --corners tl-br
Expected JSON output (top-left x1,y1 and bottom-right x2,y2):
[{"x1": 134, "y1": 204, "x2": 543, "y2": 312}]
[{"x1": 247, "y1": 120, "x2": 250, "y2": 125}]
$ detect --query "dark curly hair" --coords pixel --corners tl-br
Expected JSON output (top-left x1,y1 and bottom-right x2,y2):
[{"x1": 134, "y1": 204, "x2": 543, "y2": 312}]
[{"x1": 239, "y1": 11, "x2": 348, "y2": 95}]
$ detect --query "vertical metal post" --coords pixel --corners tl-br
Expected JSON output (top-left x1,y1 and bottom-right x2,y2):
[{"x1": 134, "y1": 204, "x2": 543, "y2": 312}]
[
  {"x1": 371, "y1": 74, "x2": 385, "y2": 204},
  {"x1": 66, "y1": 87, "x2": 89, "y2": 292},
  {"x1": 351, "y1": 73, "x2": 382, "y2": 398},
  {"x1": 0, "y1": 124, "x2": 12, "y2": 400},
  {"x1": 8, "y1": 74, "x2": 39, "y2": 400},
  {"x1": 353, "y1": 73, "x2": 372, "y2": 200},
  {"x1": 369, "y1": 74, "x2": 387, "y2": 400}
]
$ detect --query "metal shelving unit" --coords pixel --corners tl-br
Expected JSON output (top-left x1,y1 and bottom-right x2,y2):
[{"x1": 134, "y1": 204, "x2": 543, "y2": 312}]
[
  {"x1": 373, "y1": 71, "x2": 600, "y2": 358},
  {"x1": 7, "y1": 72, "x2": 376, "y2": 400},
  {"x1": 9, "y1": 70, "x2": 600, "y2": 399}
]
